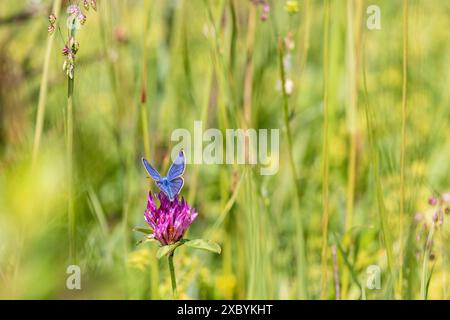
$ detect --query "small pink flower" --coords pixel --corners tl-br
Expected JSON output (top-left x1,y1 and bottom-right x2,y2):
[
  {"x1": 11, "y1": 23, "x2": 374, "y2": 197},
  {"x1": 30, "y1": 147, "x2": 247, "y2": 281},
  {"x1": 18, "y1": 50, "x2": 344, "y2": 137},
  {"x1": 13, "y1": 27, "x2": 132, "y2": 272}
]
[
  {"x1": 261, "y1": 3, "x2": 270, "y2": 21},
  {"x1": 48, "y1": 13, "x2": 57, "y2": 24},
  {"x1": 67, "y1": 4, "x2": 81, "y2": 16},
  {"x1": 414, "y1": 212, "x2": 423, "y2": 223},
  {"x1": 62, "y1": 45, "x2": 70, "y2": 56},
  {"x1": 78, "y1": 13, "x2": 87, "y2": 25},
  {"x1": 47, "y1": 24, "x2": 55, "y2": 34},
  {"x1": 428, "y1": 196, "x2": 438, "y2": 206},
  {"x1": 90, "y1": 0, "x2": 97, "y2": 11},
  {"x1": 432, "y1": 211, "x2": 439, "y2": 224}
]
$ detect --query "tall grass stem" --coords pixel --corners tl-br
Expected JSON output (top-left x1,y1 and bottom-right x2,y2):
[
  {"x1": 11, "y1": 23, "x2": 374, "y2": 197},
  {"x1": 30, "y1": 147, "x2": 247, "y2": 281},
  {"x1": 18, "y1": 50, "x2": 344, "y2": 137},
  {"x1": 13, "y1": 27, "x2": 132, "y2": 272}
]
[
  {"x1": 398, "y1": 0, "x2": 409, "y2": 297},
  {"x1": 32, "y1": 0, "x2": 62, "y2": 166},
  {"x1": 278, "y1": 37, "x2": 308, "y2": 299},
  {"x1": 320, "y1": 0, "x2": 331, "y2": 300}
]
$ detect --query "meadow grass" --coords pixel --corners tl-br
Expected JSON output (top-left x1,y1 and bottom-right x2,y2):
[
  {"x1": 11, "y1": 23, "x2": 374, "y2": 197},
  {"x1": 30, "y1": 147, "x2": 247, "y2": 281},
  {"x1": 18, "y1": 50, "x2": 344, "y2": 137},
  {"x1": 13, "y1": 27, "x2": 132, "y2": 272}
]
[{"x1": 0, "y1": 0, "x2": 449, "y2": 300}]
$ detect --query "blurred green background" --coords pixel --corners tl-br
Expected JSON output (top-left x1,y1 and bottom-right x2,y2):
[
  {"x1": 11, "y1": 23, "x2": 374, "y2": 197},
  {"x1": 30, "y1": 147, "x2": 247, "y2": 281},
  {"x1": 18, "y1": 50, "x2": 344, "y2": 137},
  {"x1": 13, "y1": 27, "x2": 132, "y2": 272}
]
[{"x1": 0, "y1": 0, "x2": 449, "y2": 299}]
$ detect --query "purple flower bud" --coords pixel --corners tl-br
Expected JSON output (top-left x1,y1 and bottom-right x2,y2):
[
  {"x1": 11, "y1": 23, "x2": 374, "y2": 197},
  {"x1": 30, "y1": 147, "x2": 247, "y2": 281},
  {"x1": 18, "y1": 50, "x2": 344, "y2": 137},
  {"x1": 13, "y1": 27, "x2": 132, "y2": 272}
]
[
  {"x1": 67, "y1": 4, "x2": 81, "y2": 16},
  {"x1": 83, "y1": 0, "x2": 90, "y2": 10},
  {"x1": 47, "y1": 24, "x2": 55, "y2": 34},
  {"x1": 62, "y1": 45, "x2": 70, "y2": 56},
  {"x1": 445, "y1": 207, "x2": 449, "y2": 215},
  {"x1": 144, "y1": 192, "x2": 198, "y2": 246},
  {"x1": 90, "y1": 0, "x2": 97, "y2": 11},
  {"x1": 413, "y1": 212, "x2": 423, "y2": 224},
  {"x1": 260, "y1": 3, "x2": 270, "y2": 21},
  {"x1": 78, "y1": 13, "x2": 87, "y2": 25},
  {"x1": 442, "y1": 193, "x2": 450, "y2": 203},
  {"x1": 48, "y1": 13, "x2": 57, "y2": 24},
  {"x1": 432, "y1": 211, "x2": 439, "y2": 224},
  {"x1": 428, "y1": 196, "x2": 438, "y2": 206}
]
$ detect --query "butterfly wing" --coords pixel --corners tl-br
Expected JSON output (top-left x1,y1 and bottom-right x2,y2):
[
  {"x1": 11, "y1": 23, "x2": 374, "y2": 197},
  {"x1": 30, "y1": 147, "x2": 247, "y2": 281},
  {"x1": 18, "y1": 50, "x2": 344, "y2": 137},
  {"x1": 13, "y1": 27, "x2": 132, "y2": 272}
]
[
  {"x1": 167, "y1": 150, "x2": 185, "y2": 180},
  {"x1": 142, "y1": 158, "x2": 161, "y2": 181},
  {"x1": 168, "y1": 177, "x2": 184, "y2": 200}
]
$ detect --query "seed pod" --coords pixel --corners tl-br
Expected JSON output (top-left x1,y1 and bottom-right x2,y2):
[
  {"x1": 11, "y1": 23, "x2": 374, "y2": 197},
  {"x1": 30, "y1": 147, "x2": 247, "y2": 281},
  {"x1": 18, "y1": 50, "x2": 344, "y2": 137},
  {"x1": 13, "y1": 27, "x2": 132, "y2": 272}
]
[
  {"x1": 428, "y1": 196, "x2": 438, "y2": 206},
  {"x1": 78, "y1": 13, "x2": 87, "y2": 25},
  {"x1": 48, "y1": 13, "x2": 57, "y2": 24},
  {"x1": 62, "y1": 45, "x2": 70, "y2": 56},
  {"x1": 90, "y1": 0, "x2": 97, "y2": 11},
  {"x1": 47, "y1": 24, "x2": 55, "y2": 34}
]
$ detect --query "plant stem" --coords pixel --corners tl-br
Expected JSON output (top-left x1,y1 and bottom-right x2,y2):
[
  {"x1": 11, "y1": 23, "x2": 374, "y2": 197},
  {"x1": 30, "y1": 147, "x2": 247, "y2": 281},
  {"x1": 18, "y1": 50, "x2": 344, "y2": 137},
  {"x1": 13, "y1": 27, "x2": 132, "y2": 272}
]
[
  {"x1": 362, "y1": 37, "x2": 395, "y2": 297},
  {"x1": 140, "y1": 0, "x2": 151, "y2": 161},
  {"x1": 320, "y1": 0, "x2": 330, "y2": 300},
  {"x1": 168, "y1": 253, "x2": 177, "y2": 299},
  {"x1": 420, "y1": 223, "x2": 435, "y2": 300},
  {"x1": 243, "y1": 4, "x2": 256, "y2": 126},
  {"x1": 332, "y1": 245, "x2": 340, "y2": 300},
  {"x1": 32, "y1": 0, "x2": 62, "y2": 166},
  {"x1": 67, "y1": 17, "x2": 77, "y2": 264},
  {"x1": 278, "y1": 37, "x2": 308, "y2": 299},
  {"x1": 342, "y1": 0, "x2": 363, "y2": 299},
  {"x1": 67, "y1": 73, "x2": 75, "y2": 263},
  {"x1": 398, "y1": 0, "x2": 409, "y2": 298}
]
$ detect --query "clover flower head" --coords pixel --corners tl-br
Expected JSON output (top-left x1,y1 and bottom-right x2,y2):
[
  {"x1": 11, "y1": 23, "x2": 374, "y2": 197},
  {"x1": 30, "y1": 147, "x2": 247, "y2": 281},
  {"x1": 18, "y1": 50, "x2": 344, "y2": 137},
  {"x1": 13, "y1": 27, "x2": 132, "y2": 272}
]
[{"x1": 144, "y1": 192, "x2": 198, "y2": 246}]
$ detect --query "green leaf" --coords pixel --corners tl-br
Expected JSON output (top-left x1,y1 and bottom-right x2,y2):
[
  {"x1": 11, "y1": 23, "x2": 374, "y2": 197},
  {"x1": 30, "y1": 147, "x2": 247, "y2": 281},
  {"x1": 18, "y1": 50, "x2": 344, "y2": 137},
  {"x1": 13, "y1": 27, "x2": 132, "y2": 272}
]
[
  {"x1": 333, "y1": 233, "x2": 362, "y2": 291},
  {"x1": 135, "y1": 236, "x2": 156, "y2": 247},
  {"x1": 133, "y1": 227, "x2": 153, "y2": 235},
  {"x1": 156, "y1": 241, "x2": 184, "y2": 259},
  {"x1": 184, "y1": 239, "x2": 221, "y2": 254}
]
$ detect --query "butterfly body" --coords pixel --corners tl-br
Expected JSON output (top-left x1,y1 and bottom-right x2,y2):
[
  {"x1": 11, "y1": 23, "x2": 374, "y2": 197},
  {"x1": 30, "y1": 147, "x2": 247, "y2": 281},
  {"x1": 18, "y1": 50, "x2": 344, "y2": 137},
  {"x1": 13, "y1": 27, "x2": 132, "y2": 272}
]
[{"x1": 142, "y1": 151, "x2": 185, "y2": 201}]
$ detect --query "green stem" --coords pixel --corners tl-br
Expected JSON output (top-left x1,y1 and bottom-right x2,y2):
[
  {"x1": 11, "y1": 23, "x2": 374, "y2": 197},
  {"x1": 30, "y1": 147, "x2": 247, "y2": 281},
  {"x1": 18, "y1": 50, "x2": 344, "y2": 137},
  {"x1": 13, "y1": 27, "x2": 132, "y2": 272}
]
[
  {"x1": 168, "y1": 253, "x2": 177, "y2": 299},
  {"x1": 67, "y1": 74, "x2": 75, "y2": 263},
  {"x1": 32, "y1": 0, "x2": 62, "y2": 166},
  {"x1": 278, "y1": 38, "x2": 308, "y2": 299},
  {"x1": 140, "y1": 0, "x2": 151, "y2": 160},
  {"x1": 398, "y1": 0, "x2": 409, "y2": 298},
  {"x1": 420, "y1": 224, "x2": 435, "y2": 300},
  {"x1": 362, "y1": 37, "x2": 395, "y2": 297},
  {"x1": 320, "y1": 0, "x2": 330, "y2": 299}
]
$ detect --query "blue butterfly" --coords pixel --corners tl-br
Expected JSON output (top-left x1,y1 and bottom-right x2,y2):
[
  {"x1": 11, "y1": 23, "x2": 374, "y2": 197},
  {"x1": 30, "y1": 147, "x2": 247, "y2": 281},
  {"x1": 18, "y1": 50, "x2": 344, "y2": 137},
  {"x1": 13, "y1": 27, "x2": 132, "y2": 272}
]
[{"x1": 142, "y1": 150, "x2": 185, "y2": 201}]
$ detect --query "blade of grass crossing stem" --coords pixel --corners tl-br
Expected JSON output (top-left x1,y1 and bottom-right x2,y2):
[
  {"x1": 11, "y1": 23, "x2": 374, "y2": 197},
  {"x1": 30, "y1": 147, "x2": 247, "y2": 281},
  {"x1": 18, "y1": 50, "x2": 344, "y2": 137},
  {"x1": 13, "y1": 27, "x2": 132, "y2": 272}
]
[{"x1": 420, "y1": 224, "x2": 435, "y2": 299}]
